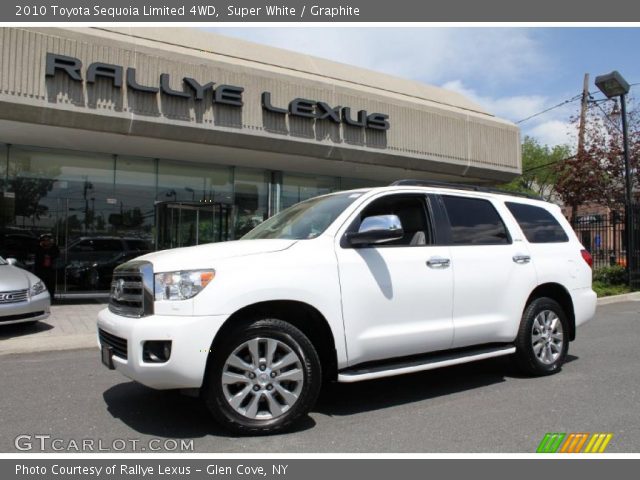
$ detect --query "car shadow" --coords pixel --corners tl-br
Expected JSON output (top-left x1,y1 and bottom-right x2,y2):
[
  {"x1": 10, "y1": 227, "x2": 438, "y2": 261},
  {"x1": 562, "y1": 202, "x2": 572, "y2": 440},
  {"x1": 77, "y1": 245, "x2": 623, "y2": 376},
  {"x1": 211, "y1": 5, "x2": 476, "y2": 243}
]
[
  {"x1": 102, "y1": 382, "x2": 316, "y2": 439},
  {"x1": 0, "y1": 320, "x2": 54, "y2": 340},
  {"x1": 316, "y1": 356, "x2": 512, "y2": 415},
  {"x1": 102, "y1": 354, "x2": 580, "y2": 439}
]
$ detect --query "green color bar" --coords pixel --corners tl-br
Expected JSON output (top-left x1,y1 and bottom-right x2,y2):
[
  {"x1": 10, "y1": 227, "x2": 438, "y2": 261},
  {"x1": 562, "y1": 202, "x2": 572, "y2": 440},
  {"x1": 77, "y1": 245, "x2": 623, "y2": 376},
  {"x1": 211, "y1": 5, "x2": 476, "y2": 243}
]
[{"x1": 537, "y1": 433, "x2": 566, "y2": 453}]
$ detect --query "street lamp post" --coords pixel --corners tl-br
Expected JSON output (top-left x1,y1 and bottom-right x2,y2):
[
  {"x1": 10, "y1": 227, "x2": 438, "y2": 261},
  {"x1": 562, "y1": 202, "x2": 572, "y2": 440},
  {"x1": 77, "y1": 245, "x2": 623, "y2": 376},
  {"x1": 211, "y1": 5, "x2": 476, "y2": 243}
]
[{"x1": 595, "y1": 71, "x2": 634, "y2": 286}]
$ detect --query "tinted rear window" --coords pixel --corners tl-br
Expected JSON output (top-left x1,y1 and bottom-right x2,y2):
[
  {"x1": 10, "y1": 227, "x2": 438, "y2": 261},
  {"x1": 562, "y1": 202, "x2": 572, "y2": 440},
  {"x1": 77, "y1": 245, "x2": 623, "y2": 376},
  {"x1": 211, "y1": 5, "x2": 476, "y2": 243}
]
[
  {"x1": 442, "y1": 196, "x2": 510, "y2": 245},
  {"x1": 506, "y1": 202, "x2": 569, "y2": 243},
  {"x1": 125, "y1": 240, "x2": 151, "y2": 251}
]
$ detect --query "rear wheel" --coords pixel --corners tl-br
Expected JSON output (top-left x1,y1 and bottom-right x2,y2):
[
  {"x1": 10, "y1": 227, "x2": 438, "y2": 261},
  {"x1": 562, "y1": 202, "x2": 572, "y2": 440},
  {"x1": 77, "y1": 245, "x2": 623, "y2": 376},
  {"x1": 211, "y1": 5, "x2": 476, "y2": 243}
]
[
  {"x1": 514, "y1": 297, "x2": 569, "y2": 376},
  {"x1": 202, "y1": 318, "x2": 321, "y2": 435}
]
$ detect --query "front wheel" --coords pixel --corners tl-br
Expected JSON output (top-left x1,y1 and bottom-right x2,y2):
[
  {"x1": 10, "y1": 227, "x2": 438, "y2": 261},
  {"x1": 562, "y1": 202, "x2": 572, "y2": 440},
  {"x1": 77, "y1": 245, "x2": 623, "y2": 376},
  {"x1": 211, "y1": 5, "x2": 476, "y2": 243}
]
[
  {"x1": 514, "y1": 297, "x2": 569, "y2": 376},
  {"x1": 202, "y1": 318, "x2": 321, "y2": 435}
]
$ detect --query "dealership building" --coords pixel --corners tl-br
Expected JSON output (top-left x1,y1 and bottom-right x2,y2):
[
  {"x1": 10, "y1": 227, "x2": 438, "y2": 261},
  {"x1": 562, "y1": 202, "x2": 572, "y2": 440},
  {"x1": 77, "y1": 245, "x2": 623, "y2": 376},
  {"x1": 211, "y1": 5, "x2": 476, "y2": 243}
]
[{"x1": 0, "y1": 27, "x2": 521, "y2": 296}]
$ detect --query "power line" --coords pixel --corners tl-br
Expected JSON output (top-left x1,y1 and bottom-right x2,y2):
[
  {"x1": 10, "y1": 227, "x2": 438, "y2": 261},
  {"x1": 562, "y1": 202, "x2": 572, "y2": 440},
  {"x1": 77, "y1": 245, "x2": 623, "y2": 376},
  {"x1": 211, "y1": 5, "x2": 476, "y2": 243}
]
[
  {"x1": 522, "y1": 155, "x2": 575, "y2": 174},
  {"x1": 515, "y1": 81, "x2": 638, "y2": 126},
  {"x1": 515, "y1": 94, "x2": 582, "y2": 124}
]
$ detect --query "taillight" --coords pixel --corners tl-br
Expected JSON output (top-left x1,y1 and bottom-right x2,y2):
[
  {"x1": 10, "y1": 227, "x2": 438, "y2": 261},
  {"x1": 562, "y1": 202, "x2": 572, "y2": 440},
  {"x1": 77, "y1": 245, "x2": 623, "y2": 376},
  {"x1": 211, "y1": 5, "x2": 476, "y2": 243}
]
[{"x1": 581, "y1": 249, "x2": 593, "y2": 268}]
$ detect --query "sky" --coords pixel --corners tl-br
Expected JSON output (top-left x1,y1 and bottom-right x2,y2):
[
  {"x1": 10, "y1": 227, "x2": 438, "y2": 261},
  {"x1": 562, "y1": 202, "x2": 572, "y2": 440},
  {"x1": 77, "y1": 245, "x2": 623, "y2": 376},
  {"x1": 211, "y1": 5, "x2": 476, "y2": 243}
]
[{"x1": 206, "y1": 27, "x2": 640, "y2": 148}]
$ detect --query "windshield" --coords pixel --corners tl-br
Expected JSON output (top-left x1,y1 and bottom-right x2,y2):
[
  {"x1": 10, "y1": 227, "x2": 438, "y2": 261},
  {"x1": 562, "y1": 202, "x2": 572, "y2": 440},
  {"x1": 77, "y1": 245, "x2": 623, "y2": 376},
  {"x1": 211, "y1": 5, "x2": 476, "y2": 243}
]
[{"x1": 242, "y1": 192, "x2": 364, "y2": 240}]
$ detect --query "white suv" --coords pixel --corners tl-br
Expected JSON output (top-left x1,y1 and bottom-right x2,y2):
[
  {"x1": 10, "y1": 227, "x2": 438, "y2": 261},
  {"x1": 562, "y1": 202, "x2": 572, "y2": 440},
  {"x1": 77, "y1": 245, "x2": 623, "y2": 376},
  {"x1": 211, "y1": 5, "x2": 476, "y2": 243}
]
[{"x1": 97, "y1": 181, "x2": 597, "y2": 434}]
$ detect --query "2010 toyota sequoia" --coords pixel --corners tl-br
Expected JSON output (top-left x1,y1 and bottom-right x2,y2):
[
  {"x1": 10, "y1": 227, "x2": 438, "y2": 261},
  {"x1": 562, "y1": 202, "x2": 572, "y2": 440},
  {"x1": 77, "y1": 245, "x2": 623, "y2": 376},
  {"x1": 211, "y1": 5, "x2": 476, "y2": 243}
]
[{"x1": 97, "y1": 180, "x2": 597, "y2": 434}]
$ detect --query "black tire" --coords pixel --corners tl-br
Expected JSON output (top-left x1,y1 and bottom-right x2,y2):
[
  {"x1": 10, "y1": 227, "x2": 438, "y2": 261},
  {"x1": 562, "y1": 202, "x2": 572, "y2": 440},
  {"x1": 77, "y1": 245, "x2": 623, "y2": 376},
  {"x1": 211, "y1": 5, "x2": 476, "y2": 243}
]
[
  {"x1": 514, "y1": 297, "x2": 569, "y2": 376},
  {"x1": 202, "y1": 318, "x2": 322, "y2": 435}
]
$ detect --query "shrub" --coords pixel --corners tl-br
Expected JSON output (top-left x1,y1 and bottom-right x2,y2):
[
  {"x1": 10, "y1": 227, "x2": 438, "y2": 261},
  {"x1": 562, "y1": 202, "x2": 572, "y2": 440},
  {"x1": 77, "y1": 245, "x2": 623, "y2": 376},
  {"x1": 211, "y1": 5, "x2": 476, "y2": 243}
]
[{"x1": 593, "y1": 265, "x2": 627, "y2": 285}]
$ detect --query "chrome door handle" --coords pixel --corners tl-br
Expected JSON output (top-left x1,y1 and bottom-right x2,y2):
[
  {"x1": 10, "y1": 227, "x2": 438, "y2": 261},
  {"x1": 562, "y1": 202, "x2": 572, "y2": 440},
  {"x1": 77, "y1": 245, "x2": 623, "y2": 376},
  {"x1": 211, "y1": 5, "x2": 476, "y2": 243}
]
[
  {"x1": 512, "y1": 254, "x2": 531, "y2": 264},
  {"x1": 426, "y1": 257, "x2": 451, "y2": 268}
]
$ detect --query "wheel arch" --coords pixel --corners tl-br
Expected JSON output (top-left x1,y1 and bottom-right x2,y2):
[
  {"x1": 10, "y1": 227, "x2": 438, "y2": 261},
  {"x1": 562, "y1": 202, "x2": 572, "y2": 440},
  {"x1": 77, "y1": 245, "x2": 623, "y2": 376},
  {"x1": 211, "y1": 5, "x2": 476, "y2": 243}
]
[
  {"x1": 525, "y1": 283, "x2": 576, "y2": 341},
  {"x1": 207, "y1": 300, "x2": 338, "y2": 382}
]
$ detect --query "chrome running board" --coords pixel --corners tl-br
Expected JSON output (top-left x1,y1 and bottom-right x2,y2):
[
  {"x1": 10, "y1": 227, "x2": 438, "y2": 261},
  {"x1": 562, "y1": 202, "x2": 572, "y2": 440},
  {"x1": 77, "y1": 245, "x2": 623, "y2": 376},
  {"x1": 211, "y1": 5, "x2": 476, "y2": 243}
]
[{"x1": 338, "y1": 345, "x2": 516, "y2": 383}]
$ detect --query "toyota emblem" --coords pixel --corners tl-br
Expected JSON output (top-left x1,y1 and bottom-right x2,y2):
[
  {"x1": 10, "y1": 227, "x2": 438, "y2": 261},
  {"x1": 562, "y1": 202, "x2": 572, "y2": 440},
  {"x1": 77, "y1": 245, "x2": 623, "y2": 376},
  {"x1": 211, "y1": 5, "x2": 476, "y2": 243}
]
[{"x1": 112, "y1": 278, "x2": 126, "y2": 301}]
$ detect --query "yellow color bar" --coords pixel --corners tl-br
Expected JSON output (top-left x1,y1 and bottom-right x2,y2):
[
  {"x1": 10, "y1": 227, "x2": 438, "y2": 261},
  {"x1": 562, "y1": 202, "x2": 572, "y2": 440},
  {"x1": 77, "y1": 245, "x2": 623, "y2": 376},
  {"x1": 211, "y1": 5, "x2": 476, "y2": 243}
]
[
  {"x1": 584, "y1": 434, "x2": 599, "y2": 453},
  {"x1": 584, "y1": 433, "x2": 614, "y2": 453},
  {"x1": 598, "y1": 434, "x2": 613, "y2": 453}
]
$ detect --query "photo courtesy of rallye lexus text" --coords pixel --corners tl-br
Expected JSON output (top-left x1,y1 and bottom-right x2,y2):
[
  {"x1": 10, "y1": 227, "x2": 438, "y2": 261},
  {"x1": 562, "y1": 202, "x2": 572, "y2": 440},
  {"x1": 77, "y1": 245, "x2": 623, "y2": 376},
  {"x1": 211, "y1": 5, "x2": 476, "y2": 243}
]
[
  {"x1": 15, "y1": 464, "x2": 191, "y2": 476},
  {"x1": 97, "y1": 181, "x2": 596, "y2": 434}
]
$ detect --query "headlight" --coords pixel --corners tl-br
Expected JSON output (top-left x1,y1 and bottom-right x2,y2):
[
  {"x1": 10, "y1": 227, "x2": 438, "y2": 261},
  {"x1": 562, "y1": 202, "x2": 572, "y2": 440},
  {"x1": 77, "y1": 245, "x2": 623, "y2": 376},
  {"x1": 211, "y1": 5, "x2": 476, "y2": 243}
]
[
  {"x1": 30, "y1": 281, "x2": 47, "y2": 296},
  {"x1": 154, "y1": 270, "x2": 215, "y2": 301}
]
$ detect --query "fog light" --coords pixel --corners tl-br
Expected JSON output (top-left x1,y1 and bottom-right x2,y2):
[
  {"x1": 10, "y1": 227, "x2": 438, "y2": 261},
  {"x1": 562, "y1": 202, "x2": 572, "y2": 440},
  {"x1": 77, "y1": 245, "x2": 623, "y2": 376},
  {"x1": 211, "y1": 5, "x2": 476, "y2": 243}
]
[{"x1": 143, "y1": 341, "x2": 172, "y2": 363}]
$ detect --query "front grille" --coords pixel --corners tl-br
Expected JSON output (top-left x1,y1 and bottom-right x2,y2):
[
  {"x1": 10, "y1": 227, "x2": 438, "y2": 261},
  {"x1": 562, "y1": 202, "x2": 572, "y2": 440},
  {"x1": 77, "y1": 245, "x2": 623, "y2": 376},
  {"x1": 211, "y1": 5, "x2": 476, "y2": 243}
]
[
  {"x1": 109, "y1": 273, "x2": 143, "y2": 316},
  {"x1": 0, "y1": 289, "x2": 29, "y2": 304},
  {"x1": 108, "y1": 261, "x2": 154, "y2": 318},
  {"x1": 98, "y1": 328, "x2": 128, "y2": 360}
]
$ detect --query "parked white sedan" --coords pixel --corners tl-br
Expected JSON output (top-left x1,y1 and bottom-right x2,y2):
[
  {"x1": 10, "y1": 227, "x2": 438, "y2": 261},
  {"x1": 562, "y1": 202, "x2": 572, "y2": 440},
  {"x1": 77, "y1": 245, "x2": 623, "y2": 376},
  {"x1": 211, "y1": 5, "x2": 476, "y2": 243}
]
[{"x1": 0, "y1": 256, "x2": 50, "y2": 325}]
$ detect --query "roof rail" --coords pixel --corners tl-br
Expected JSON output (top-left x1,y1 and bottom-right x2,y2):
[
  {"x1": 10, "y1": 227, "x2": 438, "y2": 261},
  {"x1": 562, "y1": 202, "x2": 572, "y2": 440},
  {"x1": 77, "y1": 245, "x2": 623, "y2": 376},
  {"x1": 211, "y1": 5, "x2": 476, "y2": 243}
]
[{"x1": 389, "y1": 179, "x2": 542, "y2": 200}]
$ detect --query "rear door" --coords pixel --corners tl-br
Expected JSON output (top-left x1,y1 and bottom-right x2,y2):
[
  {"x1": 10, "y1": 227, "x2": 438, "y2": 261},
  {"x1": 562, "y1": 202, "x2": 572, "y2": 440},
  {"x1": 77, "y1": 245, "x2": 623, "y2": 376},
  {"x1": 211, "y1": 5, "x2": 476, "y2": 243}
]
[
  {"x1": 434, "y1": 194, "x2": 538, "y2": 348},
  {"x1": 504, "y1": 201, "x2": 588, "y2": 290}
]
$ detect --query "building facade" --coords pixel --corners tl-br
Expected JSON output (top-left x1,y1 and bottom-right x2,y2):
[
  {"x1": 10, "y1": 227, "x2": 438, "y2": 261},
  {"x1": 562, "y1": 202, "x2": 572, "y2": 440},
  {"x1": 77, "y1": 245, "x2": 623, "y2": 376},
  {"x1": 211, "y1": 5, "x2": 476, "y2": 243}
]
[{"x1": 0, "y1": 27, "x2": 521, "y2": 296}]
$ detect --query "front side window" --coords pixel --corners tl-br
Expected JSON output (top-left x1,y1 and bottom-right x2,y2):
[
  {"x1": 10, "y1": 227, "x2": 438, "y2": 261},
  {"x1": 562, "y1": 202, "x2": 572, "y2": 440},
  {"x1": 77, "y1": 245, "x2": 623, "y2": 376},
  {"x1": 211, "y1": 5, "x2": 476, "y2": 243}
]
[
  {"x1": 506, "y1": 202, "x2": 569, "y2": 243},
  {"x1": 242, "y1": 192, "x2": 363, "y2": 240},
  {"x1": 442, "y1": 195, "x2": 510, "y2": 245},
  {"x1": 356, "y1": 194, "x2": 431, "y2": 247}
]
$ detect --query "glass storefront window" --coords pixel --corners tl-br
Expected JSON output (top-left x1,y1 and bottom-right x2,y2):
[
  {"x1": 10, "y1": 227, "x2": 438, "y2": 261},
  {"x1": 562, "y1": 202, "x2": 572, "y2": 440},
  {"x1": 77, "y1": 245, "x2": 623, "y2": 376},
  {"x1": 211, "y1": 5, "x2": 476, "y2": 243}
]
[
  {"x1": 340, "y1": 177, "x2": 385, "y2": 190},
  {"x1": 234, "y1": 168, "x2": 270, "y2": 238},
  {"x1": 157, "y1": 159, "x2": 233, "y2": 204},
  {"x1": 7, "y1": 146, "x2": 115, "y2": 294},
  {"x1": 281, "y1": 173, "x2": 340, "y2": 210},
  {"x1": 114, "y1": 156, "x2": 156, "y2": 248},
  {"x1": 0, "y1": 144, "x2": 13, "y2": 259},
  {"x1": 0, "y1": 142, "x2": 380, "y2": 297}
]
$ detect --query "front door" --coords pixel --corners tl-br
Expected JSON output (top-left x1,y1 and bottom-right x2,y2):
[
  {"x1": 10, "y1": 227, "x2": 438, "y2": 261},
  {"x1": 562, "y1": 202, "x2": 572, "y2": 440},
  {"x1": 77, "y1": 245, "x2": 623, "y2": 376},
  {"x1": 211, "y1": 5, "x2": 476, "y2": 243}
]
[{"x1": 335, "y1": 193, "x2": 454, "y2": 366}]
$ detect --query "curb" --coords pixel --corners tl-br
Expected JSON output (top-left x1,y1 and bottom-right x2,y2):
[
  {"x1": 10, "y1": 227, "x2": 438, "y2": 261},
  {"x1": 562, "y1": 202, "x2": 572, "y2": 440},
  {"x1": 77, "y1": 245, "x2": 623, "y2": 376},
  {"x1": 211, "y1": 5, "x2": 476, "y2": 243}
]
[
  {"x1": 0, "y1": 334, "x2": 96, "y2": 356},
  {"x1": 597, "y1": 291, "x2": 640, "y2": 306}
]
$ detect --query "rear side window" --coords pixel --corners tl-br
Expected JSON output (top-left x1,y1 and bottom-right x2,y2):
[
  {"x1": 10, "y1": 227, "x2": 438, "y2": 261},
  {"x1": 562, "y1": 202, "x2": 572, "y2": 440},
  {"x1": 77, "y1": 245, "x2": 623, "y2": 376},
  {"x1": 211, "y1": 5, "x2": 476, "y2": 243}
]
[
  {"x1": 125, "y1": 240, "x2": 151, "y2": 251},
  {"x1": 506, "y1": 202, "x2": 569, "y2": 243},
  {"x1": 441, "y1": 196, "x2": 510, "y2": 245}
]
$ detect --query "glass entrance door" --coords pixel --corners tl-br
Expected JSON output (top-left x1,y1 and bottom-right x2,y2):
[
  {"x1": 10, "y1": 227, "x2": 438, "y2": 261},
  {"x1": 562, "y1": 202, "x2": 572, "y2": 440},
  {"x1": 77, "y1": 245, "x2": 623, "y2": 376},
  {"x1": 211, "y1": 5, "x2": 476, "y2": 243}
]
[{"x1": 155, "y1": 201, "x2": 234, "y2": 250}]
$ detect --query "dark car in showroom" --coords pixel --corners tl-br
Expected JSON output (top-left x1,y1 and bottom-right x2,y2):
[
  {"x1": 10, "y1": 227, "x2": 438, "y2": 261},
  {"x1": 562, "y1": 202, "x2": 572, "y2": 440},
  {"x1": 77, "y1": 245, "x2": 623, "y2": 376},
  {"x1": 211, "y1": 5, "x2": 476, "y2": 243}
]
[{"x1": 58, "y1": 237, "x2": 152, "y2": 293}]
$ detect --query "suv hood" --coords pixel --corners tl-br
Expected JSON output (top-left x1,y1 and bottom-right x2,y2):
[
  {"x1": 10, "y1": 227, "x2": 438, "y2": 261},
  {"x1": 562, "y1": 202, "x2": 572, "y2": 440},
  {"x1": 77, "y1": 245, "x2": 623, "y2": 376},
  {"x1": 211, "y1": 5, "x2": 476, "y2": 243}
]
[{"x1": 137, "y1": 239, "x2": 297, "y2": 272}]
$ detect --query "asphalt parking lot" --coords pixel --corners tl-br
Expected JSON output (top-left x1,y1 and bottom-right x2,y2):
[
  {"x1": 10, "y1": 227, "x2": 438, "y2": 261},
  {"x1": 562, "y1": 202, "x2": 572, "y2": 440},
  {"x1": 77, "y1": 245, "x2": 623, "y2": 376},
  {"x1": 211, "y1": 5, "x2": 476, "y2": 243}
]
[{"x1": 1, "y1": 301, "x2": 638, "y2": 453}]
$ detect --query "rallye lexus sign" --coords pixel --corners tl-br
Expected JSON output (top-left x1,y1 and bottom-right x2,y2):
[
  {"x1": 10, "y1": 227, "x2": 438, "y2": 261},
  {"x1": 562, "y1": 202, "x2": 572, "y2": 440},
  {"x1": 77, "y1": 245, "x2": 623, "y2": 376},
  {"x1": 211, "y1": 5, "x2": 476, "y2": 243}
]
[{"x1": 45, "y1": 53, "x2": 390, "y2": 131}]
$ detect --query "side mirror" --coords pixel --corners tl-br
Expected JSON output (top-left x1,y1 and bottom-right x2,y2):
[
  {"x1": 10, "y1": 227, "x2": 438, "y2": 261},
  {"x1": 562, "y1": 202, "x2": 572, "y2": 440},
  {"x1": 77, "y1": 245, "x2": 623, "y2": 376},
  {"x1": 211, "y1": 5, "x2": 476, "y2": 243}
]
[
  {"x1": 6, "y1": 257, "x2": 18, "y2": 266},
  {"x1": 347, "y1": 214, "x2": 404, "y2": 246}
]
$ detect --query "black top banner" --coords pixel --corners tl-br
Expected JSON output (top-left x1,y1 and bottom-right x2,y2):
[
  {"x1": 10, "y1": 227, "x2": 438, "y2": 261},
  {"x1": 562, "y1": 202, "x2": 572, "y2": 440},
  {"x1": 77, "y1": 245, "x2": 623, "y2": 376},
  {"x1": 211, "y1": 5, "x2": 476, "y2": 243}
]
[{"x1": 4, "y1": 0, "x2": 640, "y2": 22}]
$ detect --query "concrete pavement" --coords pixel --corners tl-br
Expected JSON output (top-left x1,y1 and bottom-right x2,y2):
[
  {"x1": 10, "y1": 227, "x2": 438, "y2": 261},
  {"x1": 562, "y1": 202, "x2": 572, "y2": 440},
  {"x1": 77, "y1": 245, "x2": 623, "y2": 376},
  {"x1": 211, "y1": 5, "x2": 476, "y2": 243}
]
[{"x1": 0, "y1": 301, "x2": 105, "y2": 355}]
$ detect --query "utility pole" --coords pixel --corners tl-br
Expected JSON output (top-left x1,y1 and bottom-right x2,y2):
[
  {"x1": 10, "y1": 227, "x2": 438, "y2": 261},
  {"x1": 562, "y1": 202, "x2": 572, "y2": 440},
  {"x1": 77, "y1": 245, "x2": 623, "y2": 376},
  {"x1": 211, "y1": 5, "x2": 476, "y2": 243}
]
[{"x1": 572, "y1": 73, "x2": 590, "y2": 227}]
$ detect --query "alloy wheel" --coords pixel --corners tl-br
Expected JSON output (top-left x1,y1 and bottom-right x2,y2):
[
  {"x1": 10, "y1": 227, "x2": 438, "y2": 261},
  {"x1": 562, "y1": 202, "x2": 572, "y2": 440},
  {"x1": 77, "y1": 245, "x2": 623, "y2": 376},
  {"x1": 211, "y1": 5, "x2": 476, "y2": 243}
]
[
  {"x1": 531, "y1": 310, "x2": 564, "y2": 365},
  {"x1": 221, "y1": 337, "x2": 304, "y2": 420}
]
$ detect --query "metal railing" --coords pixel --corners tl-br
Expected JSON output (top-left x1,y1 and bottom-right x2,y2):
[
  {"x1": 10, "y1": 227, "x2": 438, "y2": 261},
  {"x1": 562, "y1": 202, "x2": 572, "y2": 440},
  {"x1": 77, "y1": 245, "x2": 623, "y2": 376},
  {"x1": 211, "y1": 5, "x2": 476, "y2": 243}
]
[{"x1": 573, "y1": 206, "x2": 640, "y2": 288}]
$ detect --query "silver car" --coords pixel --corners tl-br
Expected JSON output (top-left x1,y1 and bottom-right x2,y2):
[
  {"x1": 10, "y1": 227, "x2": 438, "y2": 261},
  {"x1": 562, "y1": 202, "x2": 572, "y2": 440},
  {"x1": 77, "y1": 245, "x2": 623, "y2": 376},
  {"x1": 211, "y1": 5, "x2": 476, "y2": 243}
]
[{"x1": 0, "y1": 256, "x2": 50, "y2": 325}]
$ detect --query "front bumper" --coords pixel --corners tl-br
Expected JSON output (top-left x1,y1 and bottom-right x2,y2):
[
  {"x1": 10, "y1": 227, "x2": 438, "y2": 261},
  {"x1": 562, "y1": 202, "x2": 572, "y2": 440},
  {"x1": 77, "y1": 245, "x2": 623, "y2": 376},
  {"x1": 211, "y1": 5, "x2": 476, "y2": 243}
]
[
  {"x1": 0, "y1": 293, "x2": 50, "y2": 325},
  {"x1": 97, "y1": 308, "x2": 229, "y2": 390}
]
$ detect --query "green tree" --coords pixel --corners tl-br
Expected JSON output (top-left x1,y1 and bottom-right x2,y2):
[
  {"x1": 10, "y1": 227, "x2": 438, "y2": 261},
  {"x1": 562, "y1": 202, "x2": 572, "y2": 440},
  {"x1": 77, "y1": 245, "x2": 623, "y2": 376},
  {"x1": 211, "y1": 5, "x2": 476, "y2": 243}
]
[{"x1": 501, "y1": 136, "x2": 570, "y2": 201}]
